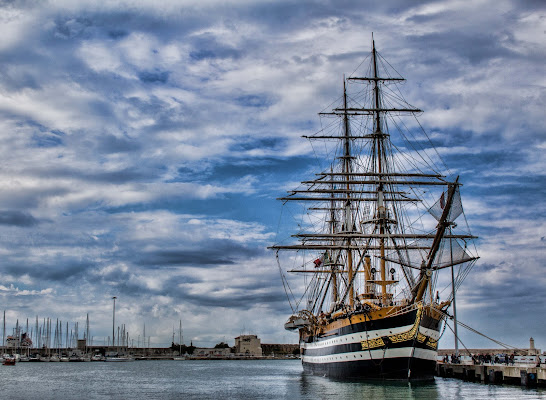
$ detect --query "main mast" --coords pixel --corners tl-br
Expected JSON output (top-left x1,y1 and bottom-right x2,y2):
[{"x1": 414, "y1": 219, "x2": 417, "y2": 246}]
[
  {"x1": 371, "y1": 39, "x2": 389, "y2": 306},
  {"x1": 342, "y1": 77, "x2": 354, "y2": 307}
]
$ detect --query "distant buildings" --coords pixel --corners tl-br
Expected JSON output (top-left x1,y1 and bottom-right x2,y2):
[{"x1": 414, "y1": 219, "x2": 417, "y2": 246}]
[{"x1": 193, "y1": 347, "x2": 231, "y2": 357}]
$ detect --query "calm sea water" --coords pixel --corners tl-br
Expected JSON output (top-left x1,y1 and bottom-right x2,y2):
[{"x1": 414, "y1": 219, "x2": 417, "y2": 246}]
[{"x1": 0, "y1": 360, "x2": 544, "y2": 399}]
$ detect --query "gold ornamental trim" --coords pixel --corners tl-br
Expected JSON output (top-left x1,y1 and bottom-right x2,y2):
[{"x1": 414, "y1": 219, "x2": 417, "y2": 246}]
[
  {"x1": 360, "y1": 337, "x2": 385, "y2": 350},
  {"x1": 426, "y1": 337, "x2": 438, "y2": 349},
  {"x1": 388, "y1": 306, "x2": 422, "y2": 344},
  {"x1": 359, "y1": 306, "x2": 426, "y2": 350}
]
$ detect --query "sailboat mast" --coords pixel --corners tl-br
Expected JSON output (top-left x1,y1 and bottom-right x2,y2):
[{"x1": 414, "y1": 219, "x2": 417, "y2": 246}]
[
  {"x1": 86, "y1": 313, "x2": 90, "y2": 352},
  {"x1": 179, "y1": 319, "x2": 183, "y2": 355}
]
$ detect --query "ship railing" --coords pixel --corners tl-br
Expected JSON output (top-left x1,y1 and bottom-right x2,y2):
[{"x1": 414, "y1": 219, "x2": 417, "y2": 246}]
[{"x1": 384, "y1": 301, "x2": 421, "y2": 317}]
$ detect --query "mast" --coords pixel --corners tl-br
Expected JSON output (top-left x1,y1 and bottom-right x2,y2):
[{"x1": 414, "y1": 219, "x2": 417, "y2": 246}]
[
  {"x1": 55, "y1": 319, "x2": 59, "y2": 354},
  {"x1": 342, "y1": 77, "x2": 354, "y2": 308},
  {"x1": 450, "y1": 227, "x2": 459, "y2": 356},
  {"x1": 329, "y1": 168, "x2": 338, "y2": 304},
  {"x1": 371, "y1": 38, "x2": 388, "y2": 306},
  {"x1": 179, "y1": 319, "x2": 183, "y2": 355},
  {"x1": 35, "y1": 316, "x2": 38, "y2": 349},
  {"x1": 86, "y1": 313, "x2": 90, "y2": 354}
]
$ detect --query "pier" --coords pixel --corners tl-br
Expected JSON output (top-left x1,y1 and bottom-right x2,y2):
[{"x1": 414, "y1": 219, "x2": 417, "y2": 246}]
[{"x1": 437, "y1": 362, "x2": 546, "y2": 387}]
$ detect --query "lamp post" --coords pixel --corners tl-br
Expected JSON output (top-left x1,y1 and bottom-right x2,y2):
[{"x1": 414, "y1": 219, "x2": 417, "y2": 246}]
[{"x1": 112, "y1": 296, "x2": 117, "y2": 350}]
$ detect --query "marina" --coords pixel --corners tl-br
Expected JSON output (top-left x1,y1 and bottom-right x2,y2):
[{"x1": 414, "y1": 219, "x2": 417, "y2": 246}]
[{"x1": 0, "y1": 314, "x2": 297, "y2": 362}]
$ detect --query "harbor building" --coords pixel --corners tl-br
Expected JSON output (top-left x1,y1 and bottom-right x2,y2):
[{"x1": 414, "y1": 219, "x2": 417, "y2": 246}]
[{"x1": 234, "y1": 335, "x2": 262, "y2": 357}]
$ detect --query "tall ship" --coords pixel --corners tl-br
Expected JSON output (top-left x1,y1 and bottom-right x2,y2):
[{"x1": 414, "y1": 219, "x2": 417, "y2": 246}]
[{"x1": 271, "y1": 39, "x2": 479, "y2": 381}]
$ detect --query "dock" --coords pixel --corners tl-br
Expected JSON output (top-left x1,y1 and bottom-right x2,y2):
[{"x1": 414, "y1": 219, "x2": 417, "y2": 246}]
[{"x1": 437, "y1": 362, "x2": 545, "y2": 387}]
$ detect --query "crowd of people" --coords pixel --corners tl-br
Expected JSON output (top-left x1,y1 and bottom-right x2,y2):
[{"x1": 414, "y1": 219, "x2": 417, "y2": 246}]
[{"x1": 470, "y1": 353, "x2": 515, "y2": 365}]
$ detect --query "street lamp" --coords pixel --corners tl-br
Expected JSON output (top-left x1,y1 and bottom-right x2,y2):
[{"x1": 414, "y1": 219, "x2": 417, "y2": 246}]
[{"x1": 112, "y1": 296, "x2": 117, "y2": 350}]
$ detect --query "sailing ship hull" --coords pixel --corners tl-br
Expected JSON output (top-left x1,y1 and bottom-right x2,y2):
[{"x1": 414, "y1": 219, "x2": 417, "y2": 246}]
[{"x1": 299, "y1": 308, "x2": 442, "y2": 381}]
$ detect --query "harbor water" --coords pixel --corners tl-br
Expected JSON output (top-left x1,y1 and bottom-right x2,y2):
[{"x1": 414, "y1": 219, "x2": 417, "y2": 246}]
[{"x1": 0, "y1": 359, "x2": 544, "y2": 399}]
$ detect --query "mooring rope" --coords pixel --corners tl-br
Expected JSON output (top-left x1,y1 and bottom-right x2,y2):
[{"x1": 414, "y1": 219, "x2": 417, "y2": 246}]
[
  {"x1": 445, "y1": 321, "x2": 472, "y2": 356},
  {"x1": 440, "y1": 310, "x2": 526, "y2": 352}
]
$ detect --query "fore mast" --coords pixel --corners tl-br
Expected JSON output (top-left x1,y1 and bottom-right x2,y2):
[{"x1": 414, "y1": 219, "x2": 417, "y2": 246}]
[{"x1": 342, "y1": 38, "x2": 421, "y2": 308}]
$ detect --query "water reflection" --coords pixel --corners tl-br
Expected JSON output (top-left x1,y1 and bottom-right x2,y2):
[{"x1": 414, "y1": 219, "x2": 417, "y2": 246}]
[{"x1": 296, "y1": 372, "x2": 439, "y2": 400}]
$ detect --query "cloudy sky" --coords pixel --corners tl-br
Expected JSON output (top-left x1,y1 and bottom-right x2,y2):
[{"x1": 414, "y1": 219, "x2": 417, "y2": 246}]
[{"x1": 0, "y1": 0, "x2": 544, "y2": 350}]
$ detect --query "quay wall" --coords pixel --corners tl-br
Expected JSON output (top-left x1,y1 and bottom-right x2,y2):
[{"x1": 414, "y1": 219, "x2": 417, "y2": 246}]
[{"x1": 437, "y1": 362, "x2": 546, "y2": 387}]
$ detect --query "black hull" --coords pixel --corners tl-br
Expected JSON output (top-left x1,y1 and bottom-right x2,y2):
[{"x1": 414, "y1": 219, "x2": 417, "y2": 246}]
[
  {"x1": 302, "y1": 356, "x2": 436, "y2": 381},
  {"x1": 299, "y1": 308, "x2": 441, "y2": 381}
]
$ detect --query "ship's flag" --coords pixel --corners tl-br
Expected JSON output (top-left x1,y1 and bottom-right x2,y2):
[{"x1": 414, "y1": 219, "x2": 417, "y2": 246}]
[{"x1": 313, "y1": 257, "x2": 323, "y2": 268}]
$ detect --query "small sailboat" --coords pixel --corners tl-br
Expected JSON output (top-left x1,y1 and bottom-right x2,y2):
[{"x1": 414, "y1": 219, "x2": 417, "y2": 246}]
[{"x1": 173, "y1": 320, "x2": 185, "y2": 361}]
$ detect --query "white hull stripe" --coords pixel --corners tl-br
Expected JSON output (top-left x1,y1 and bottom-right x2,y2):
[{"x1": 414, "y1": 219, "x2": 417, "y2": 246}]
[
  {"x1": 302, "y1": 347, "x2": 437, "y2": 364},
  {"x1": 302, "y1": 325, "x2": 440, "y2": 351}
]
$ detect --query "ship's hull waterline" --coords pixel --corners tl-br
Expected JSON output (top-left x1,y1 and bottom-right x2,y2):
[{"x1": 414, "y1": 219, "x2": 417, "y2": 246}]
[{"x1": 299, "y1": 308, "x2": 442, "y2": 381}]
